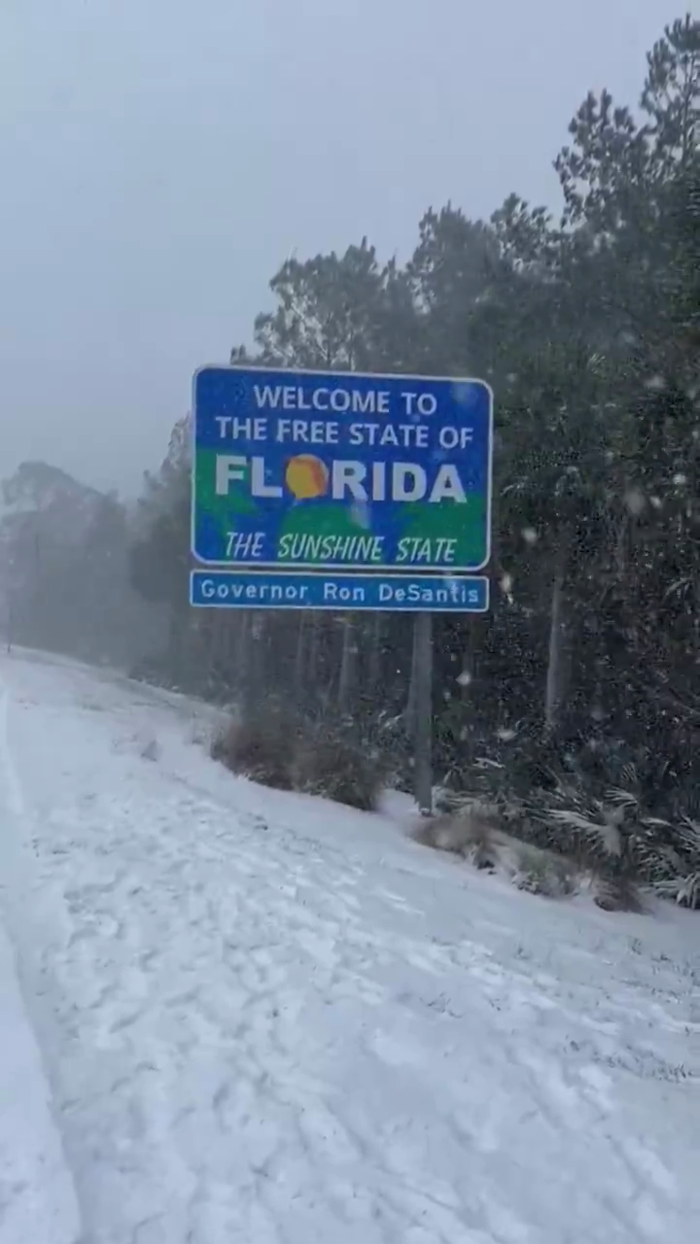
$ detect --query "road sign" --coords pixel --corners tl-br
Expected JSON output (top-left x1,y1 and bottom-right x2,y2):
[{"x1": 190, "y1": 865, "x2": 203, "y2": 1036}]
[
  {"x1": 192, "y1": 366, "x2": 492, "y2": 574},
  {"x1": 190, "y1": 570, "x2": 489, "y2": 612}
]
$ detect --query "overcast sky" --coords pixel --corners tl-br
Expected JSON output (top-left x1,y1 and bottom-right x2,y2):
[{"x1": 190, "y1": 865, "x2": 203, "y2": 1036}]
[{"x1": 0, "y1": 0, "x2": 682, "y2": 495}]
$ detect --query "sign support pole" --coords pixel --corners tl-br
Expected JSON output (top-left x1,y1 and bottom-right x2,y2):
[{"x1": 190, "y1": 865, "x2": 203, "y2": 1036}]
[{"x1": 413, "y1": 611, "x2": 433, "y2": 816}]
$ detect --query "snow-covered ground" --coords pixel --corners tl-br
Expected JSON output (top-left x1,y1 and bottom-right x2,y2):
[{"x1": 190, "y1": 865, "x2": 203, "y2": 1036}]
[{"x1": 0, "y1": 650, "x2": 698, "y2": 1244}]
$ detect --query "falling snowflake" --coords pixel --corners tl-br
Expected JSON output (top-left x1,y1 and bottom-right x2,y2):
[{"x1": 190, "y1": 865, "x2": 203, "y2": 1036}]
[
  {"x1": 673, "y1": 473, "x2": 687, "y2": 487},
  {"x1": 521, "y1": 527, "x2": 538, "y2": 545},
  {"x1": 644, "y1": 374, "x2": 666, "y2": 391},
  {"x1": 456, "y1": 670, "x2": 472, "y2": 688},
  {"x1": 500, "y1": 573, "x2": 514, "y2": 603},
  {"x1": 350, "y1": 502, "x2": 371, "y2": 529},
  {"x1": 624, "y1": 487, "x2": 646, "y2": 516},
  {"x1": 452, "y1": 382, "x2": 476, "y2": 406}
]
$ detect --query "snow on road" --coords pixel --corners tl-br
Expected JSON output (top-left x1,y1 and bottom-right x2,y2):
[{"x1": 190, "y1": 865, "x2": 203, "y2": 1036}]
[
  {"x1": 0, "y1": 921, "x2": 82, "y2": 1244},
  {"x1": 0, "y1": 675, "x2": 82, "y2": 1244},
  {"x1": 0, "y1": 650, "x2": 698, "y2": 1244}
]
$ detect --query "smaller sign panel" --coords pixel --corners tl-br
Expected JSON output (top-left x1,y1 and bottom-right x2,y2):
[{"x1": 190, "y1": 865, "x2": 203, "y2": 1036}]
[
  {"x1": 190, "y1": 571, "x2": 489, "y2": 613},
  {"x1": 192, "y1": 366, "x2": 492, "y2": 574}
]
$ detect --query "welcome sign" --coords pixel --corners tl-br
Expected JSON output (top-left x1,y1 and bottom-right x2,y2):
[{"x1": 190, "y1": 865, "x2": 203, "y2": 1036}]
[{"x1": 191, "y1": 367, "x2": 493, "y2": 573}]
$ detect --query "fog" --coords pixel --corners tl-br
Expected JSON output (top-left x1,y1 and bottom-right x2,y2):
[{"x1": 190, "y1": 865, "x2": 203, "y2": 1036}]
[{"x1": 0, "y1": 0, "x2": 680, "y2": 495}]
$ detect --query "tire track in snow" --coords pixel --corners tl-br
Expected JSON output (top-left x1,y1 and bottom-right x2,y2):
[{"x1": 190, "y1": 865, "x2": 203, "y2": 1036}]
[
  {"x1": 0, "y1": 684, "x2": 25, "y2": 816},
  {"x1": 0, "y1": 680, "x2": 84, "y2": 1244}
]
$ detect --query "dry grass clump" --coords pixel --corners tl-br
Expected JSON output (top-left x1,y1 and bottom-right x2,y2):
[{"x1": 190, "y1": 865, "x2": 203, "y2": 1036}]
[
  {"x1": 211, "y1": 706, "x2": 298, "y2": 790},
  {"x1": 211, "y1": 708, "x2": 383, "y2": 811},
  {"x1": 413, "y1": 803, "x2": 581, "y2": 900}
]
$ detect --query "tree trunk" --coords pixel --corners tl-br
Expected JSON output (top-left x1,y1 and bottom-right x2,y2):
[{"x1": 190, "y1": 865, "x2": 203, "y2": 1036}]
[
  {"x1": 404, "y1": 615, "x2": 421, "y2": 732},
  {"x1": 167, "y1": 607, "x2": 184, "y2": 681},
  {"x1": 294, "y1": 614, "x2": 306, "y2": 695},
  {"x1": 308, "y1": 613, "x2": 320, "y2": 686},
  {"x1": 337, "y1": 615, "x2": 356, "y2": 713},
  {"x1": 544, "y1": 550, "x2": 567, "y2": 735},
  {"x1": 368, "y1": 613, "x2": 383, "y2": 689},
  {"x1": 237, "y1": 612, "x2": 258, "y2": 711},
  {"x1": 413, "y1": 612, "x2": 434, "y2": 814}
]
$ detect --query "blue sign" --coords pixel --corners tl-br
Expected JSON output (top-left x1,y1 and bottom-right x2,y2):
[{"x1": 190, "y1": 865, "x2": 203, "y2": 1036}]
[
  {"x1": 192, "y1": 366, "x2": 492, "y2": 573},
  {"x1": 190, "y1": 571, "x2": 490, "y2": 613}
]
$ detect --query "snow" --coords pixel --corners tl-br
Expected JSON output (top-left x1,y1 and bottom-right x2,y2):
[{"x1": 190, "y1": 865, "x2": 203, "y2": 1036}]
[
  {"x1": 0, "y1": 650, "x2": 698, "y2": 1244},
  {"x1": 0, "y1": 924, "x2": 82, "y2": 1244},
  {"x1": 0, "y1": 682, "x2": 81, "y2": 1244}
]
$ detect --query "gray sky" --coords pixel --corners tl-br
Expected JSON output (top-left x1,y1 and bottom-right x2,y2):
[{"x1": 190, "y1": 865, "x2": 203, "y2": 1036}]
[{"x1": 0, "y1": 0, "x2": 682, "y2": 496}]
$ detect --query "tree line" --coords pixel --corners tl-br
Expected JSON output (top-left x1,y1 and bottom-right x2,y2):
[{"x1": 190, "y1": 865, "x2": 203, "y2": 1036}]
[{"x1": 2, "y1": 15, "x2": 699, "y2": 904}]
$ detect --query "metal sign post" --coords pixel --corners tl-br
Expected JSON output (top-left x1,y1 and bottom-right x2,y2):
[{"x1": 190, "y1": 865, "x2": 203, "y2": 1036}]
[
  {"x1": 413, "y1": 611, "x2": 434, "y2": 815},
  {"x1": 190, "y1": 365, "x2": 493, "y2": 807}
]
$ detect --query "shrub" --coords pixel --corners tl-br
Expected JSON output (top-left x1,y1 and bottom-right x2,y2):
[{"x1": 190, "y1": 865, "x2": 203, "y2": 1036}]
[
  {"x1": 412, "y1": 805, "x2": 499, "y2": 864},
  {"x1": 413, "y1": 805, "x2": 581, "y2": 899},
  {"x1": 652, "y1": 871, "x2": 700, "y2": 910},
  {"x1": 129, "y1": 655, "x2": 176, "y2": 689},
  {"x1": 512, "y1": 842, "x2": 578, "y2": 898},
  {"x1": 437, "y1": 738, "x2": 700, "y2": 911},
  {"x1": 592, "y1": 873, "x2": 646, "y2": 913},
  {"x1": 294, "y1": 726, "x2": 384, "y2": 811},
  {"x1": 211, "y1": 704, "x2": 299, "y2": 790},
  {"x1": 211, "y1": 705, "x2": 385, "y2": 811}
]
